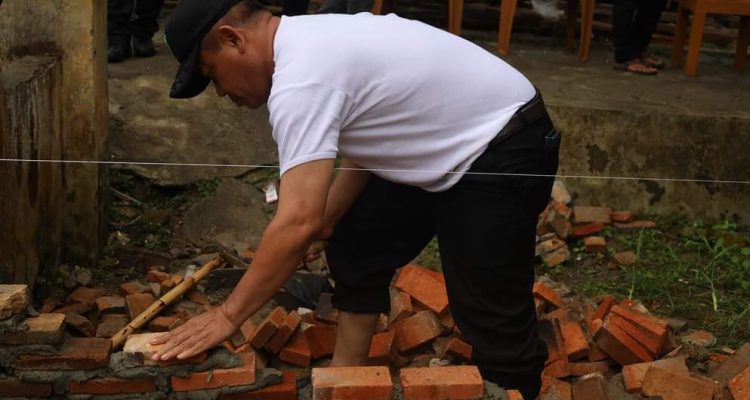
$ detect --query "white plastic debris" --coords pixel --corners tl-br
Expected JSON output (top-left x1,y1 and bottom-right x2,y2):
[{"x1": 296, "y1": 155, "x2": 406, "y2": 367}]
[{"x1": 263, "y1": 181, "x2": 279, "y2": 204}]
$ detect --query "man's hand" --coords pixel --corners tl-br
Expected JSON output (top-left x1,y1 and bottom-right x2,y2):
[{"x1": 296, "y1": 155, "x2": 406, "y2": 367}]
[{"x1": 149, "y1": 304, "x2": 238, "y2": 361}]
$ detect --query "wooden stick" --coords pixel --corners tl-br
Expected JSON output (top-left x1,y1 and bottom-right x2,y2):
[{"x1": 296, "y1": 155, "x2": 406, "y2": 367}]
[{"x1": 111, "y1": 257, "x2": 224, "y2": 349}]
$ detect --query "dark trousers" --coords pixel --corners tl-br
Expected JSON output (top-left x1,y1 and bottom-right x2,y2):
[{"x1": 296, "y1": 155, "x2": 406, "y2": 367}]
[
  {"x1": 326, "y1": 109, "x2": 560, "y2": 400},
  {"x1": 318, "y1": 0, "x2": 374, "y2": 14},
  {"x1": 282, "y1": 0, "x2": 310, "y2": 16},
  {"x1": 108, "y1": 0, "x2": 165, "y2": 43},
  {"x1": 612, "y1": 0, "x2": 667, "y2": 63}
]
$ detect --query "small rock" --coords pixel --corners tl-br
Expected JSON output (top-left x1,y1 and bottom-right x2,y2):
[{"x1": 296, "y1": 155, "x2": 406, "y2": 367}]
[
  {"x1": 551, "y1": 180, "x2": 571, "y2": 204},
  {"x1": 682, "y1": 330, "x2": 717, "y2": 347},
  {"x1": 612, "y1": 251, "x2": 638, "y2": 266},
  {"x1": 428, "y1": 358, "x2": 450, "y2": 367},
  {"x1": 667, "y1": 318, "x2": 688, "y2": 332}
]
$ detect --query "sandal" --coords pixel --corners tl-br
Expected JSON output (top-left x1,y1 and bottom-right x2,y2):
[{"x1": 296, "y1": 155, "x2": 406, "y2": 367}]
[
  {"x1": 639, "y1": 52, "x2": 665, "y2": 69},
  {"x1": 614, "y1": 60, "x2": 658, "y2": 75}
]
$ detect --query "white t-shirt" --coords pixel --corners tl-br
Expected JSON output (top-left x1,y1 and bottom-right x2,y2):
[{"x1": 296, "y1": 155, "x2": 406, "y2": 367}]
[{"x1": 269, "y1": 13, "x2": 535, "y2": 192}]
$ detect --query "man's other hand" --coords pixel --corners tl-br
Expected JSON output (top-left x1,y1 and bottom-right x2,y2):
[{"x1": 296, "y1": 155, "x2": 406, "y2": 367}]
[{"x1": 149, "y1": 304, "x2": 238, "y2": 361}]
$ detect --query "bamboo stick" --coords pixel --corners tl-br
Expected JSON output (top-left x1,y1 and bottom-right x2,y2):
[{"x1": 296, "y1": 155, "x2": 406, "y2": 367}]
[{"x1": 111, "y1": 257, "x2": 224, "y2": 349}]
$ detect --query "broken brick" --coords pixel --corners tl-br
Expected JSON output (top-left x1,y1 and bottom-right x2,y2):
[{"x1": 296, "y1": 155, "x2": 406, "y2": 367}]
[
  {"x1": 314, "y1": 293, "x2": 339, "y2": 324},
  {"x1": 16, "y1": 337, "x2": 111, "y2": 370},
  {"x1": 265, "y1": 311, "x2": 302, "y2": 354},
  {"x1": 305, "y1": 323, "x2": 338, "y2": 359},
  {"x1": 540, "y1": 374, "x2": 571, "y2": 400},
  {"x1": 39, "y1": 298, "x2": 60, "y2": 313},
  {"x1": 146, "y1": 269, "x2": 170, "y2": 283},
  {"x1": 389, "y1": 290, "x2": 413, "y2": 325},
  {"x1": 546, "y1": 206, "x2": 573, "y2": 239},
  {"x1": 533, "y1": 282, "x2": 562, "y2": 310},
  {"x1": 395, "y1": 264, "x2": 449, "y2": 316},
  {"x1": 65, "y1": 313, "x2": 96, "y2": 337},
  {"x1": 232, "y1": 318, "x2": 258, "y2": 347},
  {"x1": 712, "y1": 343, "x2": 750, "y2": 386},
  {"x1": 571, "y1": 373, "x2": 607, "y2": 400},
  {"x1": 572, "y1": 222, "x2": 605, "y2": 238},
  {"x1": 53, "y1": 302, "x2": 91, "y2": 315},
  {"x1": 119, "y1": 281, "x2": 151, "y2": 296},
  {"x1": 67, "y1": 286, "x2": 104, "y2": 306},
  {"x1": 148, "y1": 315, "x2": 183, "y2": 332},
  {"x1": 592, "y1": 296, "x2": 617, "y2": 321},
  {"x1": 583, "y1": 236, "x2": 607, "y2": 253},
  {"x1": 729, "y1": 365, "x2": 750, "y2": 400},
  {"x1": 125, "y1": 292, "x2": 157, "y2": 320},
  {"x1": 312, "y1": 366, "x2": 392, "y2": 400},
  {"x1": 621, "y1": 356, "x2": 689, "y2": 393},
  {"x1": 573, "y1": 206, "x2": 612, "y2": 224},
  {"x1": 596, "y1": 319, "x2": 654, "y2": 366},
  {"x1": 682, "y1": 330, "x2": 716, "y2": 347},
  {"x1": 0, "y1": 313, "x2": 65, "y2": 345},
  {"x1": 445, "y1": 337, "x2": 473, "y2": 361},
  {"x1": 123, "y1": 332, "x2": 206, "y2": 366},
  {"x1": 613, "y1": 220, "x2": 656, "y2": 230},
  {"x1": 609, "y1": 304, "x2": 668, "y2": 355},
  {"x1": 250, "y1": 307, "x2": 287, "y2": 349},
  {"x1": 542, "y1": 246, "x2": 571, "y2": 267},
  {"x1": 369, "y1": 330, "x2": 398, "y2": 365},
  {"x1": 95, "y1": 296, "x2": 126, "y2": 314},
  {"x1": 0, "y1": 284, "x2": 29, "y2": 319},
  {"x1": 536, "y1": 238, "x2": 566, "y2": 256},
  {"x1": 400, "y1": 366, "x2": 483, "y2": 400},
  {"x1": 506, "y1": 389, "x2": 524, "y2": 400},
  {"x1": 172, "y1": 352, "x2": 256, "y2": 391},
  {"x1": 642, "y1": 366, "x2": 717, "y2": 400},
  {"x1": 568, "y1": 361, "x2": 610, "y2": 376},
  {"x1": 391, "y1": 310, "x2": 443, "y2": 352},
  {"x1": 440, "y1": 311, "x2": 456, "y2": 331},
  {"x1": 539, "y1": 318, "x2": 569, "y2": 378},
  {"x1": 0, "y1": 378, "x2": 52, "y2": 398},
  {"x1": 547, "y1": 310, "x2": 589, "y2": 361},
  {"x1": 96, "y1": 314, "x2": 128, "y2": 338},
  {"x1": 611, "y1": 211, "x2": 634, "y2": 222},
  {"x1": 221, "y1": 370, "x2": 297, "y2": 400},
  {"x1": 279, "y1": 329, "x2": 311, "y2": 367},
  {"x1": 69, "y1": 377, "x2": 157, "y2": 394}
]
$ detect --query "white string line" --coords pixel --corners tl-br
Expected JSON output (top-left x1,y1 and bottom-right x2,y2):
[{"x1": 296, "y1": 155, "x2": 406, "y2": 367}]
[{"x1": 1, "y1": 157, "x2": 749, "y2": 185}]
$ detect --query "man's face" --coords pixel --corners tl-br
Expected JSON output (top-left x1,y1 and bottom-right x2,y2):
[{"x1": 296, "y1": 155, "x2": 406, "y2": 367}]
[{"x1": 199, "y1": 36, "x2": 271, "y2": 109}]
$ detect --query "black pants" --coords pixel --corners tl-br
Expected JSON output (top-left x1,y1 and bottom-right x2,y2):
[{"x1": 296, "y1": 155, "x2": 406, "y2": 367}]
[
  {"x1": 612, "y1": 0, "x2": 667, "y2": 63},
  {"x1": 108, "y1": 0, "x2": 165, "y2": 43},
  {"x1": 318, "y1": 0, "x2": 374, "y2": 14},
  {"x1": 326, "y1": 110, "x2": 560, "y2": 399},
  {"x1": 282, "y1": 0, "x2": 310, "y2": 16}
]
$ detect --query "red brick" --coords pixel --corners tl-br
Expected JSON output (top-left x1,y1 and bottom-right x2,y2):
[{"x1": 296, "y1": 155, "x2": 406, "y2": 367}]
[
  {"x1": 712, "y1": 343, "x2": 750, "y2": 385},
  {"x1": 125, "y1": 292, "x2": 156, "y2": 320},
  {"x1": 65, "y1": 312, "x2": 96, "y2": 337},
  {"x1": 572, "y1": 222, "x2": 605, "y2": 238},
  {"x1": 710, "y1": 353, "x2": 730, "y2": 363},
  {"x1": 540, "y1": 374, "x2": 571, "y2": 400},
  {"x1": 682, "y1": 330, "x2": 716, "y2": 347},
  {"x1": 611, "y1": 211, "x2": 634, "y2": 222},
  {"x1": 596, "y1": 320, "x2": 653, "y2": 366},
  {"x1": 67, "y1": 286, "x2": 104, "y2": 305},
  {"x1": 440, "y1": 311, "x2": 455, "y2": 331},
  {"x1": 39, "y1": 297, "x2": 60, "y2": 313},
  {"x1": 572, "y1": 373, "x2": 607, "y2": 400},
  {"x1": 172, "y1": 352, "x2": 256, "y2": 391},
  {"x1": 589, "y1": 318, "x2": 603, "y2": 337},
  {"x1": 729, "y1": 365, "x2": 750, "y2": 400},
  {"x1": 368, "y1": 330, "x2": 397, "y2": 365},
  {"x1": 389, "y1": 290, "x2": 413, "y2": 325},
  {"x1": 613, "y1": 220, "x2": 657, "y2": 230},
  {"x1": 395, "y1": 264, "x2": 449, "y2": 315},
  {"x1": 391, "y1": 310, "x2": 443, "y2": 352},
  {"x1": 542, "y1": 246, "x2": 571, "y2": 267},
  {"x1": 232, "y1": 318, "x2": 258, "y2": 347},
  {"x1": 547, "y1": 213, "x2": 573, "y2": 239},
  {"x1": 445, "y1": 337, "x2": 473, "y2": 361},
  {"x1": 123, "y1": 332, "x2": 206, "y2": 366},
  {"x1": 69, "y1": 377, "x2": 157, "y2": 394},
  {"x1": 592, "y1": 296, "x2": 617, "y2": 321},
  {"x1": 265, "y1": 311, "x2": 302, "y2": 354},
  {"x1": 312, "y1": 366, "x2": 392, "y2": 400},
  {"x1": 96, "y1": 314, "x2": 128, "y2": 338},
  {"x1": 0, "y1": 284, "x2": 30, "y2": 319},
  {"x1": 536, "y1": 238, "x2": 566, "y2": 255},
  {"x1": 583, "y1": 236, "x2": 607, "y2": 253},
  {"x1": 148, "y1": 315, "x2": 183, "y2": 332},
  {"x1": 53, "y1": 302, "x2": 91, "y2": 315},
  {"x1": 314, "y1": 293, "x2": 339, "y2": 324},
  {"x1": 279, "y1": 329, "x2": 311, "y2": 367},
  {"x1": 16, "y1": 337, "x2": 111, "y2": 370},
  {"x1": 607, "y1": 315, "x2": 661, "y2": 356},
  {"x1": 642, "y1": 366, "x2": 717, "y2": 400},
  {"x1": 305, "y1": 323, "x2": 337, "y2": 359},
  {"x1": 533, "y1": 282, "x2": 562, "y2": 310},
  {"x1": 609, "y1": 305, "x2": 668, "y2": 354},
  {"x1": 400, "y1": 366, "x2": 483, "y2": 400},
  {"x1": 568, "y1": 361, "x2": 610, "y2": 376},
  {"x1": 146, "y1": 269, "x2": 170, "y2": 282},
  {"x1": 95, "y1": 296, "x2": 126, "y2": 314},
  {"x1": 552, "y1": 312, "x2": 589, "y2": 361},
  {"x1": 621, "y1": 356, "x2": 689, "y2": 393},
  {"x1": 506, "y1": 389, "x2": 524, "y2": 400},
  {"x1": 221, "y1": 371, "x2": 297, "y2": 400},
  {"x1": 573, "y1": 206, "x2": 612, "y2": 224},
  {"x1": 0, "y1": 313, "x2": 65, "y2": 345},
  {"x1": 249, "y1": 307, "x2": 287, "y2": 349},
  {"x1": 0, "y1": 378, "x2": 52, "y2": 398},
  {"x1": 539, "y1": 318, "x2": 569, "y2": 378},
  {"x1": 587, "y1": 342, "x2": 609, "y2": 362},
  {"x1": 119, "y1": 281, "x2": 151, "y2": 296}
]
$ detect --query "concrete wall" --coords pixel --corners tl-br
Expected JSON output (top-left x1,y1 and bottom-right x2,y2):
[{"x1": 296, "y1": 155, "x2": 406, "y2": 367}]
[
  {"x1": 0, "y1": 0, "x2": 108, "y2": 266},
  {"x1": 0, "y1": 56, "x2": 63, "y2": 286},
  {"x1": 549, "y1": 104, "x2": 750, "y2": 224}
]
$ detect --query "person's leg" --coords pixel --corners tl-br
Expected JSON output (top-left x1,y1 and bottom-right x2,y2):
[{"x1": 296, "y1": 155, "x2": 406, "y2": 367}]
[
  {"x1": 131, "y1": 0, "x2": 166, "y2": 57},
  {"x1": 433, "y1": 109, "x2": 560, "y2": 400},
  {"x1": 108, "y1": 0, "x2": 134, "y2": 62},
  {"x1": 633, "y1": 0, "x2": 667, "y2": 64},
  {"x1": 282, "y1": 0, "x2": 311, "y2": 16},
  {"x1": 347, "y1": 0, "x2": 374, "y2": 13},
  {"x1": 612, "y1": 0, "x2": 641, "y2": 64},
  {"x1": 317, "y1": 0, "x2": 348, "y2": 14},
  {"x1": 325, "y1": 177, "x2": 434, "y2": 366}
]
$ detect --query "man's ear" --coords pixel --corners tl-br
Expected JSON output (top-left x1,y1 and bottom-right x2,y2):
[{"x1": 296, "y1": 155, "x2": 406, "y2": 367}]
[{"x1": 216, "y1": 25, "x2": 246, "y2": 52}]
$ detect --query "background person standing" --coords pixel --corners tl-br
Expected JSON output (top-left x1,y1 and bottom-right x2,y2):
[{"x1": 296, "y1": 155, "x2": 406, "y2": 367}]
[
  {"x1": 108, "y1": 0, "x2": 166, "y2": 63},
  {"x1": 612, "y1": 0, "x2": 667, "y2": 75}
]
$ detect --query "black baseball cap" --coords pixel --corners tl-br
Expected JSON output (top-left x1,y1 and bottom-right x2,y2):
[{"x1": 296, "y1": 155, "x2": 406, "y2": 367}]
[{"x1": 164, "y1": 0, "x2": 245, "y2": 98}]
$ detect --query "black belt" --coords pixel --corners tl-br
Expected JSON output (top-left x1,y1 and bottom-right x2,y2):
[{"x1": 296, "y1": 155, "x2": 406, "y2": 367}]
[{"x1": 488, "y1": 90, "x2": 549, "y2": 149}]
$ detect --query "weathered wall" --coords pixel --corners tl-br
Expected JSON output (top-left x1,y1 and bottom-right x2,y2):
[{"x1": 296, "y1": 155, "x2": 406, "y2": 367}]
[
  {"x1": 549, "y1": 104, "x2": 750, "y2": 224},
  {"x1": 0, "y1": 56, "x2": 63, "y2": 286},
  {"x1": 0, "y1": 0, "x2": 108, "y2": 264}
]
